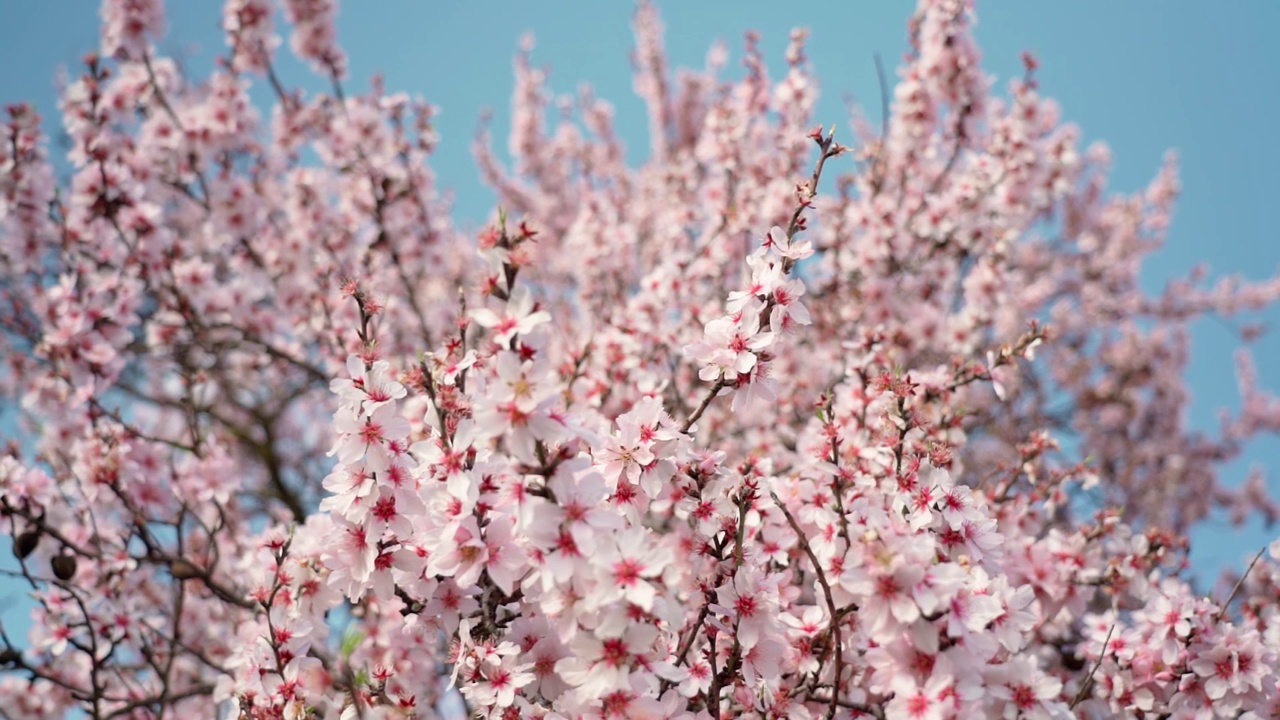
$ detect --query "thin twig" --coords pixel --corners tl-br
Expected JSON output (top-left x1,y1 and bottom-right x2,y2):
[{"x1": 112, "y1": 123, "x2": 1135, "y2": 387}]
[
  {"x1": 1214, "y1": 546, "x2": 1266, "y2": 624},
  {"x1": 680, "y1": 377, "x2": 726, "y2": 434},
  {"x1": 773, "y1": 492, "x2": 846, "y2": 720},
  {"x1": 1069, "y1": 620, "x2": 1115, "y2": 710}
]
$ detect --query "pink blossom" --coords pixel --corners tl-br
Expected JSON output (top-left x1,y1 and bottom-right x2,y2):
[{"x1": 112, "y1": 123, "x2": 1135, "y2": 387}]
[
  {"x1": 330, "y1": 356, "x2": 406, "y2": 415},
  {"x1": 764, "y1": 225, "x2": 813, "y2": 262},
  {"x1": 470, "y1": 287, "x2": 551, "y2": 346},
  {"x1": 712, "y1": 568, "x2": 781, "y2": 650},
  {"x1": 330, "y1": 402, "x2": 411, "y2": 473},
  {"x1": 4, "y1": 1, "x2": 1280, "y2": 717}
]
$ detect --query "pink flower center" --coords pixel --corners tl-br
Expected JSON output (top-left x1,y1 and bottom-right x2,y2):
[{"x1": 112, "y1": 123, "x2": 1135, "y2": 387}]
[
  {"x1": 875, "y1": 575, "x2": 902, "y2": 598},
  {"x1": 613, "y1": 558, "x2": 643, "y2": 586},
  {"x1": 372, "y1": 496, "x2": 397, "y2": 523},
  {"x1": 1011, "y1": 684, "x2": 1036, "y2": 710},
  {"x1": 359, "y1": 420, "x2": 384, "y2": 445},
  {"x1": 601, "y1": 638, "x2": 629, "y2": 667},
  {"x1": 556, "y1": 529, "x2": 581, "y2": 556}
]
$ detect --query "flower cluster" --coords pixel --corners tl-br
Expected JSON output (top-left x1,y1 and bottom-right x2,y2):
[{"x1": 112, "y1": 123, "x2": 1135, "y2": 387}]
[{"x1": 2, "y1": 0, "x2": 1280, "y2": 719}]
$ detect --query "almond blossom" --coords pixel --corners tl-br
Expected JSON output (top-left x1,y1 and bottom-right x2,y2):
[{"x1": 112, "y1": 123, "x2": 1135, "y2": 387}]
[{"x1": 2, "y1": 0, "x2": 1280, "y2": 718}]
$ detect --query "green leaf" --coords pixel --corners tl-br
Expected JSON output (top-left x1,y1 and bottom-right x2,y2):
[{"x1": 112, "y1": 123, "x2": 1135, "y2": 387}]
[{"x1": 340, "y1": 627, "x2": 365, "y2": 660}]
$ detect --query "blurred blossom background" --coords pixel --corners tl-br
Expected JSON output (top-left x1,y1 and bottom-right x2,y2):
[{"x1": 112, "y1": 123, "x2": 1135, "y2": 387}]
[{"x1": 0, "y1": 0, "x2": 1277, "y2": 630}]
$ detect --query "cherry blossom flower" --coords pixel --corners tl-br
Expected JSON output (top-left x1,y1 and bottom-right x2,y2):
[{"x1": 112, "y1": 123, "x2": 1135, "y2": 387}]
[
  {"x1": 764, "y1": 225, "x2": 814, "y2": 262},
  {"x1": 330, "y1": 402, "x2": 411, "y2": 473},
  {"x1": 712, "y1": 568, "x2": 782, "y2": 650},
  {"x1": 685, "y1": 305, "x2": 775, "y2": 383},
  {"x1": 885, "y1": 670, "x2": 952, "y2": 720},
  {"x1": 330, "y1": 356, "x2": 406, "y2": 415},
  {"x1": 470, "y1": 286, "x2": 551, "y2": 346},
  {"x1": 985, "y1": 657, "x2": 1068, "y2": 719}
]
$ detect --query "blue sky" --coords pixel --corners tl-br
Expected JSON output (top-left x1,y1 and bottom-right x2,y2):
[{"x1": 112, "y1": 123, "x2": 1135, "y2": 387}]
[{"x1": 1, "y1": 1, "x2": 1278, "y2": 628}]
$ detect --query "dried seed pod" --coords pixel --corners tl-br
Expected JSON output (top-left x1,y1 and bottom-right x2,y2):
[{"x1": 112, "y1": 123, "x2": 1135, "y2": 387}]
[
  {"x1": 12, "y1": 530, "x2": 40, "y2": 559},
  {"x1": 51, "y1": 553, "x2": 77, "y2": 581}
]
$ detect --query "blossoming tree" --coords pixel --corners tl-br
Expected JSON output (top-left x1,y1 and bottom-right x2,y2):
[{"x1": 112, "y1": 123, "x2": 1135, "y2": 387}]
[{"x1": 3, "y1": 0, "x2": 1280, "y2": 718}]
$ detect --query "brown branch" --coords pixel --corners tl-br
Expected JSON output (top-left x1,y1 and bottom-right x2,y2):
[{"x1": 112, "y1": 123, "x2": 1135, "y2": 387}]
[
  {"x1": 104, "y1": 683, "x2": 214, "y2": 719},
  {"x1": 773, "y1": 492, "x2": 846, "y2": 720},
  {"x1": 680, "y1": 129, "x2": 843, "y2": 435},
  {"x1": 1214, "y1": 546, "x2": 1266, "y2": 624},
  {"x1": 1069, "y1": 620, "x2": 1115, "y2": 710},
  {"x1": 679, "y1": 377, "x2": 727, "y2": 434},
  {"x1": 807, "y1": 693, "x2": 885, "y2": 720}
]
